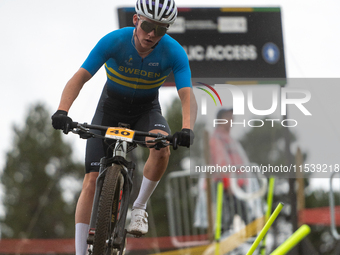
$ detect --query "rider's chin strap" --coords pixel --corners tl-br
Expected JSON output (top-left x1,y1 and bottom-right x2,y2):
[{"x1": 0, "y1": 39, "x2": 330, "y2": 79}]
[{"x1": 151, "y1": 42, "x2": 159, "y2": 49}]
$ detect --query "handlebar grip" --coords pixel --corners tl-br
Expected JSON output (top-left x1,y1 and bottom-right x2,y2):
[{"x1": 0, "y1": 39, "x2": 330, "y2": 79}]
[
  {"x1": 63, "y1": 121, "x2": 78, "y2": 134},
  {"x1": 70, "y1": 121, "x2": 79, "y2": 129}
]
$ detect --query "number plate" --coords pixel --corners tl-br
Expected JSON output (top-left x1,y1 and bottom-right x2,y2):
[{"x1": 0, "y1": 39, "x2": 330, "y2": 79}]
[{"x1": 105, "y1": 127, "x2": 135, "y2": 142}]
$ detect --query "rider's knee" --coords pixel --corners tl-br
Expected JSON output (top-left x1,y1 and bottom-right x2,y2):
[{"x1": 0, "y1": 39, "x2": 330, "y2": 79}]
[{"x1": 151, "y1": 146, "x2": 170, "y2": 160}]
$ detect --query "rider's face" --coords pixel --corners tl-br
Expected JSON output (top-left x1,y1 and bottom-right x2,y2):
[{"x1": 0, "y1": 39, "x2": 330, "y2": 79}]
[{"x1": 133, "y1": 14, "x2": 168, "y2": 50}]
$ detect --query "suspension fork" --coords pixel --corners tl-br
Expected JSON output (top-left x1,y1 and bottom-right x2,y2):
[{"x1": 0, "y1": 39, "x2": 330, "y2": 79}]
[
  {"x1": 87, "y1": 141, "x2": 128, "y2": 244},
  {"x1": 112, "y1": 157, "x2": 136, "y2": 248},
  {"x1": 87, "y1": 159, "x2": 109, "y2": 244}
]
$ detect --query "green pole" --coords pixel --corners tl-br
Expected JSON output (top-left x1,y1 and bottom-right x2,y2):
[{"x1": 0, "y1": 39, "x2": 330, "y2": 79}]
[
  {"x1": 214, "y1": 181, "x2": 224, "y2": 255},
  {"x1": 260, "y1": 177, "x2": 276, "y2": 255},
  {"x1": 270, "y1": 225, "x2": 311, "y2": 255},
  {"x1": 246, "y1": 202, "x2": 284, "y2": 255}
]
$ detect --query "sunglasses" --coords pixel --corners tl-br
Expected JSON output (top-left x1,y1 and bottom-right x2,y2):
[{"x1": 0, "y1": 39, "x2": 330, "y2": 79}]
[{"x1": 138, "y1": 17, "x2": 168, "y2": 36}]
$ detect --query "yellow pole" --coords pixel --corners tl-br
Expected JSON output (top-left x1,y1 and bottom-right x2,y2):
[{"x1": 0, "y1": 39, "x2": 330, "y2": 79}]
[
  {"x1": 260, "y1": 177, "x2": 275, "y2": 255},
  {"x1": 270, "y1": 225, "x2": 310, "y2": 255},
  {"x1": 214, "y1": 182, "x2": 224, "y2": 255},
  {"x1": 246, "y1": 203, "x2": 284, "y2": 255}
]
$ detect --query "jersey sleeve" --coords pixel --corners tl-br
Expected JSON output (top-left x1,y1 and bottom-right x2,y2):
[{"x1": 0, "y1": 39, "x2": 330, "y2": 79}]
[
  {"x1": 81, "y1": 32, "x2": 117, "y2": 76},
  {"x1": 169, "y1": 40, "x2": 192, "y2": 90}
]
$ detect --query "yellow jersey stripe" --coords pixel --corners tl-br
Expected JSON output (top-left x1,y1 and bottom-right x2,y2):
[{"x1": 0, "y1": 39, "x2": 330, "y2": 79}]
[
  {"x1": 106, "y1": 72, "x2": 165, "y2": 89},
  {"x1": 105, "y1": 64, "x2": 167, "y2": 84}
]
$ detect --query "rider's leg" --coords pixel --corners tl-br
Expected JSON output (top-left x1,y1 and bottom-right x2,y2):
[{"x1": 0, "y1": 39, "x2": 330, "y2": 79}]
[
  {"x1": 128, "y1": 144, "x2": 170, "y2": 235},
  {"x1": 75, "y1": 172, "x2": 99, "y2": 255},
  {"x1": 132, "y1": 145, "x2": 170, "y2": 209},
  {"x1": 128, "y1": 129, "x2": 170, "y2": 235}
]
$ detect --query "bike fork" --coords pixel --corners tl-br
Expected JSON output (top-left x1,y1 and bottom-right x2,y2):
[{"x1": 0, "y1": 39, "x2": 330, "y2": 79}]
[{"x1": 87, "y1": 165, "x2": 106, "y2": 246}]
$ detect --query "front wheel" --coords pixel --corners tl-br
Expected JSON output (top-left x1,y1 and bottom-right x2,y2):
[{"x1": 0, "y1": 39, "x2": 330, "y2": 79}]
[{"x1": 92, "y1": 165, "x2": 123, "y2": 255}]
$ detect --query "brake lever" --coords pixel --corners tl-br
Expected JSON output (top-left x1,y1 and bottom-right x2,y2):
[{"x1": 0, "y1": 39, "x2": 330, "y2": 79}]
[
  {"x1": 147, "y1": 134, "x2": 178, "y2": 150},
  {"x1": 150, "y1": 142, "x2": 167, "y2": 150},
  {"x1": 79, "y1": 131, "x2": 93, "y2": 139},
  {"x1": 71, "y1": 125, "x2": 93, "y2": 139}
]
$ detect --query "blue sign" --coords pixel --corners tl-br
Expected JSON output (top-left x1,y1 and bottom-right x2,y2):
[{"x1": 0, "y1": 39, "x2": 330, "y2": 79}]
[{"x1": 262, "y1": 42, "x2": 280, "y2": 64}]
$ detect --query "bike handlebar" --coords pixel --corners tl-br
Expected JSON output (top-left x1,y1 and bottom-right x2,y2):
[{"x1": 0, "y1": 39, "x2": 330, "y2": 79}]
[{"x1": 65, "y1": 121, "x2": 178, "y2": 150}]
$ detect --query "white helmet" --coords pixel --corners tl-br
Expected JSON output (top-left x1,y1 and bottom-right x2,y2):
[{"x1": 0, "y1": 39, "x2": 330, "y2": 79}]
[{"x1": 135, "y1": 0, "x2": 177, "y2": 25}]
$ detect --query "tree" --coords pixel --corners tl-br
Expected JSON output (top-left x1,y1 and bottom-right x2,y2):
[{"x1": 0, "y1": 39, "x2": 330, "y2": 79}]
[{"x1": 0, "y1": 103, "x2": 83, "y2": 238}]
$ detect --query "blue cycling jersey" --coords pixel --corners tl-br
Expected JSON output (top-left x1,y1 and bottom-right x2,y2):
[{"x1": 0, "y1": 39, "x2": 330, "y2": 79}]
[{"x1": 81, "y1": 27, "x2": 191, "y2": 104}]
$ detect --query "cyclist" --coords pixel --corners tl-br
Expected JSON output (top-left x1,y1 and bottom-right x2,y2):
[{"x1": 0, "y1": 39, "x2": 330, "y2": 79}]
[{"x1": 51, "y1": 0, "x2": 197, "y2": 254}]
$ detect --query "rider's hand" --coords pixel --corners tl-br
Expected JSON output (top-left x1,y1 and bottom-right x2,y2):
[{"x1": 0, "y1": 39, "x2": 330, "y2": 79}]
[
  {"x1": 51, "y1": 110, "x2": 73, "y2": 132},
  {"x1": 173, "y1": 128, "x2": 195, "y2": 148}
]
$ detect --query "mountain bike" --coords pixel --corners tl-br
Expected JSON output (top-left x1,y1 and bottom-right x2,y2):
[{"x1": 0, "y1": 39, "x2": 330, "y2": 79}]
[{"x1": 65, "y1": 121, "x2": 178, "y2": 255}]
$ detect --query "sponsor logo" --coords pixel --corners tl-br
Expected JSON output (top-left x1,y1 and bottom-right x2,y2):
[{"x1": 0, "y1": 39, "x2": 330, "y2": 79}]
[
  {"x1": 168, "y1": 16, "x2": 248, "y2": 34},
  {"x1": 262, "y1": 42, "x2": 280, "y2": 64},
  {"x1": 125, "y1": 55, "x2": 134, "y2": 66},
  {"x1": 148, "y1": 62, "x2": 159, "y2": 66}
]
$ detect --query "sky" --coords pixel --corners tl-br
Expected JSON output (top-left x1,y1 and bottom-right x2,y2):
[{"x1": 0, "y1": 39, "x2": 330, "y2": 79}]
[{"x1": 1, "y1": 0, "x2": 340, "y2": 193}]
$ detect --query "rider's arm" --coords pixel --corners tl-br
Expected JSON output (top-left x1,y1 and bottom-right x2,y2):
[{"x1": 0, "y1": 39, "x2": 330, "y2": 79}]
[
  {"x1": 57, "y1": 31, "x2": 120, "y2": 112},
  {"x1": 168, "y1": 38, "x2": 197, "y2": 130},
  {"x1": 178, "y1": 87, "x2": 197, "y2": 130},
  {"x1": 57, "y1": 68, "x2": 92, "y2": 112}
]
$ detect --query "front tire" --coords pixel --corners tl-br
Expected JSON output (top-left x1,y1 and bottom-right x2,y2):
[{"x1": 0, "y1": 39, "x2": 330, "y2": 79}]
[{"x1": 92, "y1": 165, "x2": 123, "y2": 255}]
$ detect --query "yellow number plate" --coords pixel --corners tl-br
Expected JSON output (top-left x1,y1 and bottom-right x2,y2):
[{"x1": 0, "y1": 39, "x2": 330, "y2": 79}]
[{"x1": 105, "y1": 127, "x2": 135, "y2": 142}]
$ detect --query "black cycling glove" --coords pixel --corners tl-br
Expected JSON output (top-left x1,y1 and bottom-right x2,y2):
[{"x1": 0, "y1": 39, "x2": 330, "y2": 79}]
[
  {"x1": 51, "y1": 110, "x2": 73, "y2": 131},
  {"x1": 173, "y1": 128, "x2": 195, "y2": 148}
]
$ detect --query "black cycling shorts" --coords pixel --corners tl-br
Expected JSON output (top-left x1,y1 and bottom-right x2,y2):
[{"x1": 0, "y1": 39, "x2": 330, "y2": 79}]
[{"x1": 85, "y1": 86, "x2": 171, "y2": 173}]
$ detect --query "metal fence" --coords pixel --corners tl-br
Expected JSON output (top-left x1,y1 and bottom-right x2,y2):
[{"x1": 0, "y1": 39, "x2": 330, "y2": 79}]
[{"x1": 165, "y1": 166, "x2": 267, "y2": 253}]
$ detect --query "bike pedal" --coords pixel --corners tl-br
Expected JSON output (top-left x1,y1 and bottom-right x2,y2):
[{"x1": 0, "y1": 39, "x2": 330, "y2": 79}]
[{"x1": 127, "y1": 231, "x2": 143, "y2": 238}]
